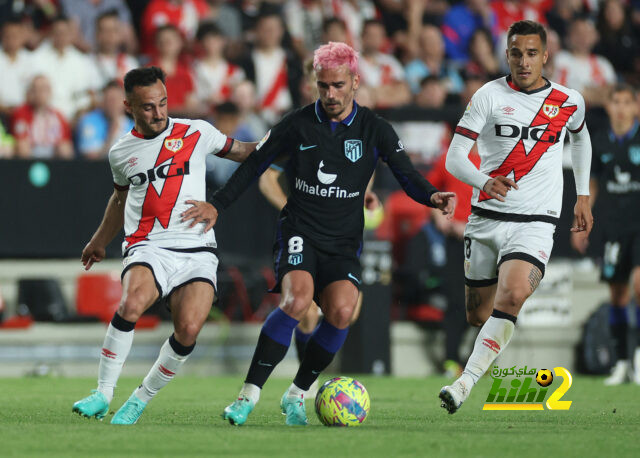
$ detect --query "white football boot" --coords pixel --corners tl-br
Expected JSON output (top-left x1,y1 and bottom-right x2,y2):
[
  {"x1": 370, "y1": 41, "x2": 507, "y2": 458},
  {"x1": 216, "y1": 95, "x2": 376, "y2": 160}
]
[
  {"x1": 604, "y1": 360, "x2": 633, "y2": 386},
  {"x1": 439, "y1": 377, "x2": 471, "y2": 414}
]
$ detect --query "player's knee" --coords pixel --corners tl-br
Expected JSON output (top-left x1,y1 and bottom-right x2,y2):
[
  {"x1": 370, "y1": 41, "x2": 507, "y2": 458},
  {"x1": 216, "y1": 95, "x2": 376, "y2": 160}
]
[
  {"x1": 118, "y1": 293, "x2": 148, "y2": 322},
  {"x1": 174, "y1": 322, "x2": 201, "y2": 346},
  {"x1": 325, "y1": 301, "x2": 355, "y2": 329},
  {"x1": 498, "y1": 286, "x2": 530, "y2": 310},
  {"x1": 281, "y1": 291, "x2": 313, "y2": 319}
]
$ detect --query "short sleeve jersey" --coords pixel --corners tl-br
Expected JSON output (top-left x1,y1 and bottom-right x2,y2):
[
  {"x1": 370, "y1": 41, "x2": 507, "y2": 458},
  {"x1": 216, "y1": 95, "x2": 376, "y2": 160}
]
[
  {"x1": 108, "y1": 117, "x2": 231, "y2": 252},
  {"x1": 211, "y1": 101, "x2": 437, "y2": 246},
  {"x1": 455, "y1": 76, "x2": 586, "y2": 221}
]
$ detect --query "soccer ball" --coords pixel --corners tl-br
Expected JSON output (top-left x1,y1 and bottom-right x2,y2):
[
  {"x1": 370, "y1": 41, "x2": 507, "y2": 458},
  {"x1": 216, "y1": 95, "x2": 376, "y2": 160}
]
[
  {"x1": 536, "y1": 369, "x2": 553, "y2": 387},
  {"x1": 315, "y1": 376, "x2": 370, "y2": 426}
]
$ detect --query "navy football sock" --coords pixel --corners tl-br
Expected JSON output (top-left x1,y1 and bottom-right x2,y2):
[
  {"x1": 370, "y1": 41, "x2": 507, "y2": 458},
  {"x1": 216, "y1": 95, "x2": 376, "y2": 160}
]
[
  {"x1": 610, "y1": 305, "x2": 629, "y2": 360},
  {"x1": 294, "y1": 327, "x2": 312, "y2": 364},
  {"x1": 245, "y1": 308, "x2": 299, "y2": 388},
  {"x1": 293, "y1": 320, "x2": 348, "y2": 390}
]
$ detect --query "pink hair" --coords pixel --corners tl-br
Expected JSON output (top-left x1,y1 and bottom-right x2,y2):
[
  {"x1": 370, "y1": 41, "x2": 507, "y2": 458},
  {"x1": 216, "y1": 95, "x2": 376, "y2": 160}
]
[{"x1": 313, "y1": 42, "x2": 359, "y2": 74}]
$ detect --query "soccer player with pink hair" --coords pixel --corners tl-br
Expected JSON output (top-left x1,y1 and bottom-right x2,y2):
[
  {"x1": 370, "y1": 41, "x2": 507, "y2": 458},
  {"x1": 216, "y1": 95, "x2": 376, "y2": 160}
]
[{"x1": 189, "y1": 42, "x2": 456, "y2": 426}]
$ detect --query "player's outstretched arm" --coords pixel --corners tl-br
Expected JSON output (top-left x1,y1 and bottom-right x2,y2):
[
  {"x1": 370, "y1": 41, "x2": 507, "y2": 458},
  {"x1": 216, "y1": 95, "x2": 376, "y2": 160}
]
[
  {"x1": 81, "y1": 188, "x2": 127, "y2": 270},
  {"x1": 445, "y1": 133, "x2": 492, "y2": 191},
  {"x1": 568, "y1": 125, "x2": 593, "y2": 236},
  {"x1": 223, "y1": 141, "x2": 259, "y2": 162}
]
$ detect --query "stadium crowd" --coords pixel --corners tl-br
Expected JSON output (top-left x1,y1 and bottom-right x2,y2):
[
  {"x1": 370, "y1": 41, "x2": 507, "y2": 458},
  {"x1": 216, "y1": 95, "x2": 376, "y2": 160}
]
[{"x1": 0, "y1": 0, "x2": 638, "y2": 163}]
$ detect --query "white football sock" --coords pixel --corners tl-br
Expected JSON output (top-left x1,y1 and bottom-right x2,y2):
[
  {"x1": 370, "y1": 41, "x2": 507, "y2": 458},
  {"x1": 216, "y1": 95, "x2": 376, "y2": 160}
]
[
  {"x1": 97, "y1": 323, "x2": 134, "y2": 402},
  {"x1": 462, "y1": 316, "x2": 515, "y2": 386},
  {"x1": 135, "y1": 338, "x2": 190, "y2": 403},
  {"x1": 239, "y1": 383, "x2": 261, "y2": 404}
]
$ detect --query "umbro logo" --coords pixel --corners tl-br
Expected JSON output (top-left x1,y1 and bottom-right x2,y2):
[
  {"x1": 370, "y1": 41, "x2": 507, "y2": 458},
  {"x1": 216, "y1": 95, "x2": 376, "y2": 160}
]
[
  {"x1": 101, "y1": 348, "x2": 117, "y2": 359},
  {"x1": 501, "y1": 106, "x2": 515, "y2": 115},
  {"x1": 482, "y1": 339, "x2": 501, "y2": 354},
  {"x1": 159, "y1": 365, "x2": 175, "y2": 377}
]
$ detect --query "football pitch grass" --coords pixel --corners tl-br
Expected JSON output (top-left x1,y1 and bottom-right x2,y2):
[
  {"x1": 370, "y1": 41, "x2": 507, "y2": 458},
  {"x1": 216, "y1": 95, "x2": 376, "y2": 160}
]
[{"x1": 0, "y1": 375, "x2": 637, "y2": 457}]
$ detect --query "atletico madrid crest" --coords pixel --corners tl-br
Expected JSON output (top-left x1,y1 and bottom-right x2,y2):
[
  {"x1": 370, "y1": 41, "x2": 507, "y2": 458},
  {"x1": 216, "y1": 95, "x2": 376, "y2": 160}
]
[
  {"x1": 542, "y1": 104, "x2": 559, "y2": 118},
  {"x1": 164, "y1": 138, "x2": 184, "y2": 152}
]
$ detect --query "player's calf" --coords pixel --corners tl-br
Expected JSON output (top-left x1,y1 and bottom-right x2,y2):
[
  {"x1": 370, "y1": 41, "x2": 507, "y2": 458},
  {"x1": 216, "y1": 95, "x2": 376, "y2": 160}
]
[{"x1": 464, "y1": 285, "x2": 495, "y2": 327}]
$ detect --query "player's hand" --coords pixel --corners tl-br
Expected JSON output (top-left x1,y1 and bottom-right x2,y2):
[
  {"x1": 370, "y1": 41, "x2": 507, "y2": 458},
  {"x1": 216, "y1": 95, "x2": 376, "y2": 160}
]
[
  {"x1": 482, "y1": 176, "x2": 518, "y2": 202},
  {"x1": 181, "y1": 200, "x2": 218, "y2": 232},
  {"x1": 570, "y1": 231, "x2": 589, "y2": 254},
  {"x1": 364, "y1": 190, "x2": 380, "y2": 210},
  {"x1": 430, "y1": 192, "x2": 456, "y2": 219},
  {"x1": 81, "y1": 241, "x2": 106, "y2": 271},
  {"x1": 571, "y1": 196, "x2": 593, "y2": 235}
]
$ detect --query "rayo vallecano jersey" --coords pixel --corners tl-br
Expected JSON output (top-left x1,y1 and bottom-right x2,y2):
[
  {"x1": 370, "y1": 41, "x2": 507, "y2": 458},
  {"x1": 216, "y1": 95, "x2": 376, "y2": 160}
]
[
  {"x1": 456, "y1": 76, "x2": 585, "y2": 222},
  {"x1": 109, "y1": 117, "x2": 232, "y2": 253}
]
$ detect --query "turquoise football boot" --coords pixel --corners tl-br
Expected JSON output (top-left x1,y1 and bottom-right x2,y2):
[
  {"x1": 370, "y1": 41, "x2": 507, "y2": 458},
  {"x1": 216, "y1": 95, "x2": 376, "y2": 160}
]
[
  {"x1": 72, "y1": 390, "x2": 109, "y2": 420},
  {"x1": 280, "y1": 391, "x2": 308, "y2": 426},
  {"x1": 222, "y1": 396, "x2": 255, "y2": 426},
  {"x1": 111, "y1": 392, "x2": 147, "y2": 425}
]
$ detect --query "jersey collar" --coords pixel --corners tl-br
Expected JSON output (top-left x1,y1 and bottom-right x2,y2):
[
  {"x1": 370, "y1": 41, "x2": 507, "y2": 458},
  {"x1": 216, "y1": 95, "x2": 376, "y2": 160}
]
[
  {"x1": 505, "y1": 75, "x2": 551, "y2": 95},
  {"x1": 608, "y1": 120, "x2": 639, "y2": 144},
  {"x1": 314, "y1": 99, "x2": 358, "y2": 126},
  {"x1": 131, "y1": 119, "x2": 171, "y2": 139}
]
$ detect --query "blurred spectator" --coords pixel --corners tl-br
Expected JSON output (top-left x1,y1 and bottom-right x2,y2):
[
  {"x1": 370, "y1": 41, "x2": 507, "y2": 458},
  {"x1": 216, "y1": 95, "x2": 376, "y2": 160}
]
[
  {"x1": 239, "y1": 12, "x2": 302, "y2": 125},
  {"x1": 205, "y1": 101, "x2": 250, "y2": 187},
  {"x1": 10, "y1": 75, "x2": 73, "y2": 159},
  {"x1": 322, "y1": 17, "x2": 348, "y2": 45},
  {"x1": 543, "y1": 28, "x2": 561, "y2": 78},
  {"x1": 204, "y1": 0, "x2": 242, "y2": 43},
  {"x1": 460, "y1": 74, "x2": 486, "y2": 106},
  {"x1": 553, "y1": 17, "x2": 617, "y2": 107},
  {"x1": 416, "y1": 75, "x2": 448, "y2": 109},
  {"x1": 405, "y1": 24, "x2": 464, "y2": 95},
  {"x1": 91, "y1": 10, "x2": 139, "y2": 88},
  {"x1": 546, "y1": 0, "x2": 586, "y2": 40},
  {"x1": 283, "y1": 0, "x2": 324, "y2": 59},
  {"x1": 441, "y1": 0, "x2": 497, "y2": 62},
  {"x1": 193, "y1": 22, "x2": 246, "y2": 109},
  {"x1": 464, "y1": 27, "x2": 501, "y2": 81},
  {"x1": 358, "y1": 19, "x2": 410, "y2": 108},
  {"x1": 33, "y1": 15, "x2": 97, "y2": 120},
  {"x1": 7, "y1": 0, "x2": 61, "y2": 40},
  {"x1": 0, "y1": 17, "x2": 36, "y2": 119},
  {"x1": 60, "y1": 0, "x2": 137, "y2": 53},
  {"x1": 355, "y1": 85, "x2": 376, "y2": 109},
  {"x1": 322, "y1": 1, "x2": 376, "y2": 51},
  {"x1": 75, "y1": 80, "x2": 133, "y2": 160},
  {"x1": 140, "y1": 0, "x2": 209, "y2": 55},
  {"x1": 595, "y1": 0, "x2": 639, "y2": 82},
  {"x1": 299, "y1": 58, "x2": 318, "y2": 106},
  {"x1": 394, "y1": 76, "x2": 451, "y2": 169},
  {"x1": 230, "y1": 80, "x2": 269, "y2": 141},
  {"x1": 490, "y1": 0, "x2": 549, "y2": 36},
  {"x1": 151, "y1": 24, "x2": 198, "y2": 115}
]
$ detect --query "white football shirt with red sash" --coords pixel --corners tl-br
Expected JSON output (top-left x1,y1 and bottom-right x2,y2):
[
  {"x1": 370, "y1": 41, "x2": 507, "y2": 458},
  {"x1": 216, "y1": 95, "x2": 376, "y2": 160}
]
[
  {"x1": 455, "y1": 76, "x2": 585, "y2": 218},
  {"x1": 109, "y1": 117, "x2": 232, "y2": 253},
  {"x1": 194, "y1": 59, "x2": 245, "y2": 103},
  {"x1": 253, "y1": 48, "x2": 291, "y2": 114}
]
